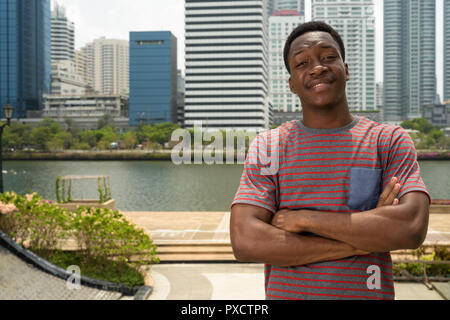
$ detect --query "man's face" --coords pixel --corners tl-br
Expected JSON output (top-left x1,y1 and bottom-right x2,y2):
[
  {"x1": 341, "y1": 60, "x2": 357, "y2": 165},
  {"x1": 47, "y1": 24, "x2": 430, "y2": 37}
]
[{"x1": 288, "y1": 31, "x2": 349, "y2": 110}]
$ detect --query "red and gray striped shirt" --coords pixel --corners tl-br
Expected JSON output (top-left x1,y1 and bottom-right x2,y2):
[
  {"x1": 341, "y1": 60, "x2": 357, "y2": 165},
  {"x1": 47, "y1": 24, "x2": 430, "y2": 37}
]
[{"x1": 231, "y1": 116, "x2": 430, "y2": 300}]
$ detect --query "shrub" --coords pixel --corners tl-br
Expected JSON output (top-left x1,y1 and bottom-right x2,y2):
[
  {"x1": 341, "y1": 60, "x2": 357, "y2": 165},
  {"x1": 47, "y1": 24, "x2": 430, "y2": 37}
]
[
  {"x1": 0, "y1": 192, "x2": 70, "y2": 259},
  {"x1": 71, "y1": 206, "x2": 159, "y2": 269},
  {"x1": 0, "y1": 191, "x2": 159, "y2": 286}
]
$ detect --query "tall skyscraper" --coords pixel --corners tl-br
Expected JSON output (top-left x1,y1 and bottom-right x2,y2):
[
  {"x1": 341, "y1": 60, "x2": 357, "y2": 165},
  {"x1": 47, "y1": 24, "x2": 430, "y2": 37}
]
[
  {"x1": 51, "y1": 2, "x2": 75, "y2": 62},
  {"x1": 269, "y1": 10, "x2": 304, "y2": 112},
  {"x1": 444, "y1": 0, "x2": 450, "y2": 102},
  {"x1": 384, "y1": 0, "x2": 436, "y2": 122},
  {"x1": 82, "y1": 37, "x2": 129, "y2": 95},
  {"x1": 312, "y1": 0, "x2": 376, "y2": 112},
  {"x1": 267, "y1": 0, "x2": 305, "y2": 16},
  {"x1": 129, "y1": 31, "x2": 177, "y2": 126},
  {"x1": 184, "y1": 0, "x2": 270, "y2": 130},
  {"x1": 0, "y1": 0, "x2": 51, "y2": 119}
]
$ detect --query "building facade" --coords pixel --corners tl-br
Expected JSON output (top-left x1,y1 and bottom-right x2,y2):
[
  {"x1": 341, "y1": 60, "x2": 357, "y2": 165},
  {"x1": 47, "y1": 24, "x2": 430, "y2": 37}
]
[
  {"x1": 423, "y1": 101, "x2": 450, "y2": 129},
  {"x1": 81, "y1": 37, "x2": 129, "y2": 95},
  {"x1": 267, "y1": 0, "x2": 305, "y2": 16},
  {"x1": 41, "y1": 94, "x2": 128, "y2": 129},
  {"x1": 184, "y1": 0, "x2": 270, "y2": 130},
  {"x1": 269, "y1": 10, "x2": 304, "y2": 113},
  {"x1": 445, "y1": 0, "x2": 450, "y2": 102},
  {"x1": 50, "y1": 60, "x2": 87, "y2": 96},
  {"x1": 75, "y1": 49, "x2": 93, "y2": 88},
  {"x1": 51, "y1": 2, "x2": 75, "y2": 62},
  {"x1": 129, "y1": 31, "x2": 177, "y2": 126},
  {"x1": 0, "y1": 0, "x2": 51, "y2": 119},
  {"x1": 384, "y1": 0, "x2": 436, "y2": 122},
  {"x1": 312, "y1": 0, "x2": 376, "y2": 112},
  {"x1": 177, "y1": 70, "x2": 185, "y2": 127}
]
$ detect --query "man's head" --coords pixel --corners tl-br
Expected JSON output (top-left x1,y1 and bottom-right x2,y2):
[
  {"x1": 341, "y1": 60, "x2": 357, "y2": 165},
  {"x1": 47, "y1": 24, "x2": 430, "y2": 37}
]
[{"x1": 284, "y1": 21, "x2": 349, "y2": 110}]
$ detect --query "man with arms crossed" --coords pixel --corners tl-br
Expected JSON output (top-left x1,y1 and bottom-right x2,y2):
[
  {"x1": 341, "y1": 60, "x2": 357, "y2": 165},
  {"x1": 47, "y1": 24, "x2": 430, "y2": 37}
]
[{"x1": 230, "y1": 22, "x2": 430, "y2": 300}]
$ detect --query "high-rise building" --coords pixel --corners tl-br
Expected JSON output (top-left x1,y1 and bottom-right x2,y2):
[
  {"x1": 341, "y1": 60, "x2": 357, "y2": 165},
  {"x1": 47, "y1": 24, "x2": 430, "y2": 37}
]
[
  {"x1": 51, "y1": 2, "x2": 75, "y2": 62},
  {"x1": 384, "y1": 0, "x2": 436, "y2": 122},
  {"x1": 50, "y1": 60, "x2": 87, "y2": 96},
  {"x1": 129, "y1": 31, "x2": 177, "y2": 126},
  {"x1": 75, "y1": 49, "x2": 92, "y2": 88},
  {"x1": 444, "y1": 0, "x2": 450, "y2": 102},
  {"x1": 269, "y1": 10, "x2": 304, "y2": 113},
  {"x1": 177, "y1": 70, "x2": 185, "y2": 127},
  {"x1": 267, "y1": 0, "x2": 305, "y2": 16},
  {"x1": 376, "y1": 82, "x2": 384, "y2": 109},
  {"x1": 0, "y1": 0, "x2": 51, "y2": 119},
  {"x1": 184, "y1": 0, "x2": 270, "y2": 130},
  {"x1": 312, "y1": 0, "x2": 376, "y2": 112},
  {"x1": 82, "y1": 37, "x2": 129, "y2": 95}
]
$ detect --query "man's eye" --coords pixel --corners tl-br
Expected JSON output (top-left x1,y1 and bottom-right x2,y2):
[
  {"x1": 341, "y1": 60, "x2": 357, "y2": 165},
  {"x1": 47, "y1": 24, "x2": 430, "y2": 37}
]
[
  {"x1": 324, "y1": 55, "x2": 336, "y2": 60},
  {"x1": 296, "y1": 61, "x2": 306, "y2": 68}
]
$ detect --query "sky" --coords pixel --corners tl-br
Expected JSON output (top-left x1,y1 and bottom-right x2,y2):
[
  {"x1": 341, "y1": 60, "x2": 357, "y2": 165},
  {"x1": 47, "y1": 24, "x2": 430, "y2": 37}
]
[{"x1": 51, "y1": 0, "x2": 445, "y2": 100}]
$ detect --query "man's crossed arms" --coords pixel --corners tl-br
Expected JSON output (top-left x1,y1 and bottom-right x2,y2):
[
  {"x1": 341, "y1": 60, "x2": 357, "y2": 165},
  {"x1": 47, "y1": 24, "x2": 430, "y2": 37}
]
[{"x1": 230, "y1": 177, "x2": 429, "y2": 267}]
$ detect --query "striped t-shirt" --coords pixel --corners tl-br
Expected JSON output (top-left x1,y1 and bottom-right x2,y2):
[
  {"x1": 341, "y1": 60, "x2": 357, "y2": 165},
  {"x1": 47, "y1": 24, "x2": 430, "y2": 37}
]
[{"x1": 231, "y1": 116, "x2": 430, "y2": 300}]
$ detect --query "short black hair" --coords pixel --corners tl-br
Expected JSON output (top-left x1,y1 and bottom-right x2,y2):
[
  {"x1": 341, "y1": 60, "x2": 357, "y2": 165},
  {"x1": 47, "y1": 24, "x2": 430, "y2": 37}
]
[{"x1": 283, "y1": 21, "x2": 346, "y2": 74}]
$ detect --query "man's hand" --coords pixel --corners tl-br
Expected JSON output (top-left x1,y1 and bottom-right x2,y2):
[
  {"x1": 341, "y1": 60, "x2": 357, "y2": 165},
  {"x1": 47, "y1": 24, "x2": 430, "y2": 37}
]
[
  {"x1": 272, "y1": 177, "x2": 402, "y2": 233},
  {"x1": 377, "y1": 176, "x2": 401, "y2": 207},
  {"x1": 271, "y1": 208, "x2": 303, "y2": 233}
]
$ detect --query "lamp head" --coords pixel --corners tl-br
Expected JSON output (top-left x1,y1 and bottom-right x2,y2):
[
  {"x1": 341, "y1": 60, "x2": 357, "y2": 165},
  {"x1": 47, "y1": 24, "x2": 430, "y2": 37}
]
[{"x1": 3, "y1": 103, "x2": 14, "y2": 121}]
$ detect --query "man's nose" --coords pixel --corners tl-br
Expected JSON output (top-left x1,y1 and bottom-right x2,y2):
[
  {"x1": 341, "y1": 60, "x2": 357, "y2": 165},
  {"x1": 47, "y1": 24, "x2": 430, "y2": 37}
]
[{"x1": 309, "y1": 63, "x2": 328, "y2": 77}]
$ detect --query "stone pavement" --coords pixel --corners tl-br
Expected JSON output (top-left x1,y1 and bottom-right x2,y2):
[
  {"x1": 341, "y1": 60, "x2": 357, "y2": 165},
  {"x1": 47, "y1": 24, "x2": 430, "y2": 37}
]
[
  {"x1": 0, "y1": 243, "x2": 123, "y2": 300},
  {"x1": 147, "y1": 263, "x2": 445, "y2": 300}
]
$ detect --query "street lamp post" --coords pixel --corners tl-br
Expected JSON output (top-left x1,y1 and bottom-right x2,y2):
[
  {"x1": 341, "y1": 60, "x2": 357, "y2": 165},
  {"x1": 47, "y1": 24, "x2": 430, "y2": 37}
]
[{"x1": 0, "y1": 103, "x2": 14, "y2": 193}]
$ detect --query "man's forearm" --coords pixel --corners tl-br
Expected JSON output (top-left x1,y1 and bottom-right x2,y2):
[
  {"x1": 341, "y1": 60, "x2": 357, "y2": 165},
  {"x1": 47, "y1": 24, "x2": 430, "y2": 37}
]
[
  {"x1": 232, "y1": 213, "x2": 367, "y2": 267},
  {"x1": 297, "y1": 193, "x2": 429, "y2": 252}
]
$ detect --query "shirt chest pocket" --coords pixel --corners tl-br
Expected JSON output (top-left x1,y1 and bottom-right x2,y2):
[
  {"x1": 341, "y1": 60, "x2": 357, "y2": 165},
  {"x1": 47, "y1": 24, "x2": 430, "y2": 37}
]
[{"x1": 348, "y1": 167, "x2": 382, "y2": 211}]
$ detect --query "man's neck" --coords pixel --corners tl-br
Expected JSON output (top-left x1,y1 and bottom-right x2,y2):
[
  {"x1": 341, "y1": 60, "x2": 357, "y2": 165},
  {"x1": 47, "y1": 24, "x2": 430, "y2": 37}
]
[{"x1": 301, "y1": 103, "x2": 353, "y2": 130}]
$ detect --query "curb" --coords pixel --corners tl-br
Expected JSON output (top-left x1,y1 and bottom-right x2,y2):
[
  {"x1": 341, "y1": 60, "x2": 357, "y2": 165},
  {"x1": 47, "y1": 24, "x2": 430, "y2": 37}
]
[{"x1": 0, "y1": 230, "x2": 152, "y2": 299}]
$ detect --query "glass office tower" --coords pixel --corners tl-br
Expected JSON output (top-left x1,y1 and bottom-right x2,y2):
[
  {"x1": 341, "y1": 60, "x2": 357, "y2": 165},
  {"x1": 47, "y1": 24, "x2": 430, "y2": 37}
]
[
  {"x1": 129, "y1": 31, "x2": 177, "y2": 126},
  {"x1": 0, "y1": 0, "x2": 51, "y2": 119},
  {"x1": 384, "y1": 0, "x2": 436, "y2": 121}
]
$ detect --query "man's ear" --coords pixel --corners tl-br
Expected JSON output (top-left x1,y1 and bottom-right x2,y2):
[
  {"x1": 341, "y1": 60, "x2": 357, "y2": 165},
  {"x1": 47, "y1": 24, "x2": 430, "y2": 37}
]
[
  {"x1": 345, "y1": 63, "x2": 350, "y2": 81},
  {"x1": 289, "y1": 77, "x2": 297, "y2": 94}
]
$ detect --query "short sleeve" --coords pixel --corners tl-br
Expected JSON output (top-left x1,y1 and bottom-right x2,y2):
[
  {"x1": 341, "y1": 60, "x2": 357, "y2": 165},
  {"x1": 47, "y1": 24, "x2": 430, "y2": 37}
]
[
  {"x1": 381, "y1": 127, "x2": 431, "y2": 203},
  {"x1": 231, "y1": 133, "x2": 278, "y2": 214}
]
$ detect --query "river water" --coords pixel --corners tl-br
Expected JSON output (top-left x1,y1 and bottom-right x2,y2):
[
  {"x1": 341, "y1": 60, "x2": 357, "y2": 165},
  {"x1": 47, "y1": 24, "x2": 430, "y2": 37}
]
[{"x1": 3, "y1": 160, "x2": 450, "y2": 212}]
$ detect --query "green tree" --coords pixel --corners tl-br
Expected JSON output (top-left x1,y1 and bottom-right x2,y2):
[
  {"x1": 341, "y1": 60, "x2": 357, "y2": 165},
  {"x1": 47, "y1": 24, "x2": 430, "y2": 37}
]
[
  {"x1": 31, "y1": 126, "x2": 52, "y2": 151},
  {"x1": 400, "y1": 118, "x2": 436, "y2": 134},
  {"x1": 95, "y1": 126, "x2": 118, "y2": 150},
  {"x1": 78, "y1": 130, "x2": 97, "y2": 148},
  {"x1": 97, "y1": 113, "x2": 116, "y2": 130},
  {"x1": 2, "y1": 121, "x2": 33, "y2": 150},
  {"x1": 136, "y1": 122, "x2": 180, "y2": 146},
  {"x1": 120, "y1": 131, "x2": 137, "y2": 149}
]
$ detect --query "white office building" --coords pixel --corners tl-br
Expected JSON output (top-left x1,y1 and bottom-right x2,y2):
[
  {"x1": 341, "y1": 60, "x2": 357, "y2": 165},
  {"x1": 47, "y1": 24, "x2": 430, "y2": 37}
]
[
  {"x1": 81, "y1": 37, "x2": 129, "y2": 96},
  {"x1": 267, "y1": 0, "x2": 305, "y2": 16},
  {"x1": 51, "y1": 2, "x2": 75, "y2": 62},
  {"x1": 312, "y1": 0, "x2": 376, "y2": 112},
  {"x1": 184, "y1": 0, "x2": 270, "y2": 131},
  {"x1": 50, "y1": 60, "x2": 87, "y2": 95},
  {"x1": 269, "y1": 10, "x2": 304, "y2": 112}
]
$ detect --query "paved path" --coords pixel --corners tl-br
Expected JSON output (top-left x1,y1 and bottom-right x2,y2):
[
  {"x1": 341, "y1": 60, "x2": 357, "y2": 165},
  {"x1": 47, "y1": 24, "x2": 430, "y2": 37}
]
[
  {"x1": 0, "y1": 243, "x2": 123, "y2": 300},
  {"x1": 148, "y1": 263, "x2": 445, "y2": 300}
]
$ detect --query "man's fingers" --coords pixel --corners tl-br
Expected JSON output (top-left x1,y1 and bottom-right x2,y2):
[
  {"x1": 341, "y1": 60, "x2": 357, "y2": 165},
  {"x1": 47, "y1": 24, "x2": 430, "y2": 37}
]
[
  {"x1": 377, "y1": 177, "x2": 397, "y2": 207},
  {"x1": 384, "y1": 183, "x2": 401, "y2": 205}
]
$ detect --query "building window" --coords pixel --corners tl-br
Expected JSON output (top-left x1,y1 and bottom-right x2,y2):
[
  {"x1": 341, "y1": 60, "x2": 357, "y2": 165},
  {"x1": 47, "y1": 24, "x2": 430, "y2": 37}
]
[{"x1": 135, "y1": 40, "x2": 164, "y2": 45}]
